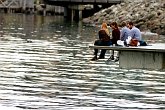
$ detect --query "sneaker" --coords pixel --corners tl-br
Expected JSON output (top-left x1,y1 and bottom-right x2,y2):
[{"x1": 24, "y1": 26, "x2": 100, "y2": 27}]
[
  {"x1": 108, "y1": 55, "x2": 114, "y2": 60},
  {"x1": 91, "y1": 56, "x2": 97, "y2": 61},
  {"x1": 114, "y1": 57, "x2": 119, "y2": 62}
]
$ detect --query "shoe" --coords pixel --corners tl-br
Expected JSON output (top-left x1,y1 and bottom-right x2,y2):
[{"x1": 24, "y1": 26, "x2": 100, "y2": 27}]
[
  {"x1": 91, "y1": 56, "x2": 97, "y2": 61},
  {"x1": 114, "y1": 57, "x2": 119, "y2": 62},
  {"x1": 108, "y1": 55, "x2": 114, "y2": 60}
]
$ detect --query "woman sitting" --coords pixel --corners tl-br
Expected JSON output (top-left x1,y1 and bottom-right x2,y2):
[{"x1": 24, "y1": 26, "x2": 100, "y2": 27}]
[
  {"x1": 91, "y1": 22, "x2": 111, "y2": 61},
  {"x1": 109, "y1": 22, "x2": 120, "y2": 61}
]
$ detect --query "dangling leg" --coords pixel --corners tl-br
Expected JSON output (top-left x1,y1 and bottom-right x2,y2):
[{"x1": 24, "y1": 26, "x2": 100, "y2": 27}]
[
  {"x1": 91, "y1": 40, "x2": 100, "y2": 61},
  {"x1": 98, "y1": 49, "x2": 106, "y2": 59},
  {"x1": 91, "y1": 48, "x2": 98, "y2": 61},
  {"x1": 108, "y1": 50, "x2": 114, "y2": 61},
  {"x1": 114, "y1": 51, "x2": 119, "y2": 62},
  {"x1": 99, "y1": 41, "x2": 111, "y2": 59}
]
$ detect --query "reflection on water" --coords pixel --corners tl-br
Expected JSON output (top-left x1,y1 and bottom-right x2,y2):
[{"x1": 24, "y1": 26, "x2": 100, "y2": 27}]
[{"x1": 0, "y1": 13, "x2": 165, "y2": 110}]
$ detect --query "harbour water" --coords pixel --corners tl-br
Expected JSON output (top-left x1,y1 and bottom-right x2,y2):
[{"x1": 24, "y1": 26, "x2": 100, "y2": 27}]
[{"x1": 0, "y1": 13, "x2": 165, "y2": 110}]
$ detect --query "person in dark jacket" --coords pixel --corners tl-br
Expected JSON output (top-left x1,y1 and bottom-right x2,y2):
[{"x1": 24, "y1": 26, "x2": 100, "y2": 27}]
[
  {"x1": 109, "y1": 22, "x2": 120, "y2": 61},
  {"x1": 91, "y1": 22, "x2": 111, "y2": 61}
]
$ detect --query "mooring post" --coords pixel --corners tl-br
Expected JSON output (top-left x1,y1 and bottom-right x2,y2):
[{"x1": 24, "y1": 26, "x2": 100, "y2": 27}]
[
  {"x1": 78, "y1": 10, "x2": 82, "y2": 20},
  {"x1": 64, "y1": 7, "x2": 68, "y2": 18},
  {"x1": 23, "y1": 0, "x2": 26, "y2": 12}
]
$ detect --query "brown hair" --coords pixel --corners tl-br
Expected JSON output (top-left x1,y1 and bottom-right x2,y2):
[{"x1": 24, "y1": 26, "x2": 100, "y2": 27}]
[
  {"x1": 121, "y1": 22, "x2": 127, "y2": 27},
  {"x1": 128, "y1": 21, "x2": 134, "y2": 26},
  {"x1": 110, "y1": 22, "x2": 118, "y2": 29}
]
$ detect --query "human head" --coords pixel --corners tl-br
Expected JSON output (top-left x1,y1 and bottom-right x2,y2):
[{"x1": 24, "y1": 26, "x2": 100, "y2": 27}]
[
  {"x1": 101, "y1": 22, "x2": 108, "y2": 29},
  {"x1": 110, "y1": 22, "x2": 118, "y2": 29},
  {"x1": 127, "y1": 21, "x2": 134, "y2": 29},
  {"x1": 126, "y1": 21, "x2": 130, "y2": 28},
  {"x1": 121, "y1": 22, "x2": 127, "y2": 27}
]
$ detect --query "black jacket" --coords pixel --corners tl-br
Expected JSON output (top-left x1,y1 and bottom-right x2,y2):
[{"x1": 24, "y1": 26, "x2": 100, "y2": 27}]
[{"x1": 98, "y1": 30, "x2": 110, "y2": 42}]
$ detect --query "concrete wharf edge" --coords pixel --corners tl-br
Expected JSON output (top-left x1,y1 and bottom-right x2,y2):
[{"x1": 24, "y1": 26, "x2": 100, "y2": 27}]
[{"x1": 89, "y1": 45, "x2": 165, "y2": 70}]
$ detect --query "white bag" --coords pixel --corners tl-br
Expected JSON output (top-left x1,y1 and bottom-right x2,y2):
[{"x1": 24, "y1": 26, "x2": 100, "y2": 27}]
[
  {"x1": 126, "y1": 36, "x2": 132, "y2": 44},
  {"x1": 117, "y1": 40, "x2": 124, "y2": 46}
]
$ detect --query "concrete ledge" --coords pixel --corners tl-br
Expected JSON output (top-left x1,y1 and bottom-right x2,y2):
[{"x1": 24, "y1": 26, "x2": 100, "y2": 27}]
[
  {"x1": 89, "y1": 44, "x2": 165, "y2": 70},
  {"x1": 119, "y1": 51, "x2": 165, "y2": 69},
  {"x1": 89, "y1": 45, "x2": 165, "y2": 53}
]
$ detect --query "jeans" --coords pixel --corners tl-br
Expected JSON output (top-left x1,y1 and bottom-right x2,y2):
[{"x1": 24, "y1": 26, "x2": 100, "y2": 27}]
[{"x1": 93, "y1": 40, "x2": 112, "y2": 58}]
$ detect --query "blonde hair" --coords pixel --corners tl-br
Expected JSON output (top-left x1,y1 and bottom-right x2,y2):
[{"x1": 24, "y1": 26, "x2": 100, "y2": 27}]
[
  {"x1": 101, "y1": 22, "x2": 108, "y2": 29},
  {"x1": 101, "y1": 22, "x2": 110, "y2": 36}
]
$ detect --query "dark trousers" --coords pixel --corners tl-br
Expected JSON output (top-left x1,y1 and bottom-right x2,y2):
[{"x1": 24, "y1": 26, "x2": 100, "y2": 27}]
[
  {"x1": 93, "y1": 40, "x2": 112, "y2": 58},
  {"x1": 111, "y1": 43, "x2": 119, "y2": 57}
]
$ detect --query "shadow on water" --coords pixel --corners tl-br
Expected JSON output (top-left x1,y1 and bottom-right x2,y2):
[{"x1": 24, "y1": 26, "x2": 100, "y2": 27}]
[{"x1": 0, "y1": 13, "x2": 165, "y2": 110}]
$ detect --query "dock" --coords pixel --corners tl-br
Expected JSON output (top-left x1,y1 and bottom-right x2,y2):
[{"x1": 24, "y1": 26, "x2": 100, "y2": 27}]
[{"x1": 89, "y1": 44, "x2": 165, "y2": 70}]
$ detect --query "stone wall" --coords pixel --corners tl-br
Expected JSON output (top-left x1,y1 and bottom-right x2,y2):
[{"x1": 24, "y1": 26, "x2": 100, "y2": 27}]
[{"x1": 83, "y1": 0, "x2": 165, "y2": 35}]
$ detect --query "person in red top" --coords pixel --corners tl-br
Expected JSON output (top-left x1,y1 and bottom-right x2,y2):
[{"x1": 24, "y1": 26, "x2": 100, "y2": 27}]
[{"x1": 109, "y1": 22, "x2": 120, "y2": 61}]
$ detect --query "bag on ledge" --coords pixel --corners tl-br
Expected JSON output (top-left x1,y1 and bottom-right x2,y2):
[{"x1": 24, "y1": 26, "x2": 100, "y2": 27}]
[{"x1": 129, "y1": 39, "x2": 138, "y2": 46}]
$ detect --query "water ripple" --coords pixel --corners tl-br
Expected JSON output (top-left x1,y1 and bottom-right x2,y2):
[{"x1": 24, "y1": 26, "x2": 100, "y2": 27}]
[{"x1": 0, "y1": 14, "x2": 165, "y2": 110}]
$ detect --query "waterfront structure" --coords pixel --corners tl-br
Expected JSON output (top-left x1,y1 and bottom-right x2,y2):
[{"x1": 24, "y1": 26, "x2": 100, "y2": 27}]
[
  {"x1": 0, "y1": 0, "x2": 123, "y2": 20},
  {"x1": 89, "y1": 44, "x2": 165, "y2": 70},
  {"x1": 44, "y1": 0, "x2": 123, "y2": 20},
  {"x1": 0, "y1": 0, "x2": 34, "y2": 13}
]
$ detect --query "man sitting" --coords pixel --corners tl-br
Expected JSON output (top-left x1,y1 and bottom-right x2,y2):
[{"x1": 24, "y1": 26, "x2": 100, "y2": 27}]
[{"x1": 127, "y1": 22, "x2": 142, "y2": 46}]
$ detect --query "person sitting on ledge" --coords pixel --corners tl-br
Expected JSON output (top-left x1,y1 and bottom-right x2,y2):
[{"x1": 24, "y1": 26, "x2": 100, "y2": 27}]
[
  {"x1": 108, "y1": 22, "x2": 120, "y2": 62},
  {"x1": 91, "y1": 22, "x2": 111, "y2": 61},
  {"x1": 127, "y1": 21, "x2": 141, "y2": 46},
  {"x1": 120, "y1": 22, "x2": 131, "y2": 46}
]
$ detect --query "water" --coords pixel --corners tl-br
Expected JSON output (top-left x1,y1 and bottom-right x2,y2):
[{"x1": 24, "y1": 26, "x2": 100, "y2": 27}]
[{"x1": 0, "y1": 13, "x2": 165, "y2": 110}]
